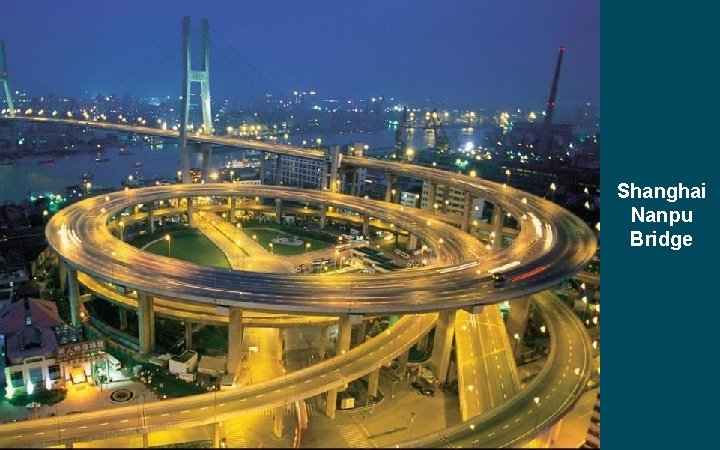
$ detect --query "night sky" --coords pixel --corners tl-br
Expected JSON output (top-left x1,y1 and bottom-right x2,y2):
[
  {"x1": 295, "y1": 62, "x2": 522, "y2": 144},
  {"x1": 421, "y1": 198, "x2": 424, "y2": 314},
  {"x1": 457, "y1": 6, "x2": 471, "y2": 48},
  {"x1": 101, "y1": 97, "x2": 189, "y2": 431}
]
[{"x1": 1, "y1": 0, "x2": 598, "y2": 109}]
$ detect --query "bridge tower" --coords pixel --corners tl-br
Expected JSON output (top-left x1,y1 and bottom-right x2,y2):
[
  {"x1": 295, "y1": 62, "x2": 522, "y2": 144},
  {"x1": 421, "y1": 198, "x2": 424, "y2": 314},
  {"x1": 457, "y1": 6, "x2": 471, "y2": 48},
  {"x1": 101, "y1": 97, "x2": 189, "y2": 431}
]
[
  {"x1": 179, "y1": 17, "x2": 213, "y2": 183},
  {"x1": 0, "y1": 41, "x2": 15, "y2": 116}
]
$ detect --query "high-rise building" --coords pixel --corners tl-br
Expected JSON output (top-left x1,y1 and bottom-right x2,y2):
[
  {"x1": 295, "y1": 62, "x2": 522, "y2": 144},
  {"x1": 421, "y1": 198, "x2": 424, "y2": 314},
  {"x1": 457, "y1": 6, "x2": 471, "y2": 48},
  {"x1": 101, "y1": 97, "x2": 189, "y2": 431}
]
[{"x1": 420, "y1": 181, "x2": 487, "y2": 219}]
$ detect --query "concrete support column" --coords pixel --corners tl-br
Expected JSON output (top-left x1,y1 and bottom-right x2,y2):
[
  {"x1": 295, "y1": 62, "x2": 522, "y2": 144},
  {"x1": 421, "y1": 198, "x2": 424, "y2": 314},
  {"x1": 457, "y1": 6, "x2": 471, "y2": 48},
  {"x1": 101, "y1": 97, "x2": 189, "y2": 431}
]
[
  {"x1": 185, "y1": 321, "x2": 193, "y2": 350},
  {"x1": 328, "y1": 145, "x2": 341, "y2": 193},
  {"x1": 326, "y1": 389, "x2": 338, "y2": 419},
  {"x1": 367, "y1": 368, "x2": 380, "y2": 398},
  {"x1": 507, "y1": 296, "x2": 532, "y2": 360},
  {"x1": 227, "y1": 307, "x2": 244, "y2": 375},
  {"x1": 200, "y1": 142, "x2": 212, "y2": 183},
  {"x1": 416, "y1": 332, "x2": 430, "y2": 353},
  {"x1": 273, "y1": 406, "x2": 284, "y2": 438},
  {"x1": 429, "y1": 310, "x2": 456, "y2": 384},
  {"x1": 351, "y1": 321, "x2": 367, "y2": 347},
  {"x1": 67, "y1": 267, "x2": 81, "y2": 327},
  {"x1": 277, "y1": 328, "x2": 284, "y2": 362},
  {"x1": 119, "y1": 306, "x2": 128, "y2": 331},
  {"x1": 187, "y1": 196, "x2": 194, "y2": 227},
  {"x1": 406, "y1": 234, "x2": 418, "y2": 252},
  {"x1": 384, "y1": 173, "x2": 396, "y2": 202},
  {"x1": 230, "y1": 196, "x2": 237, "y2": 223},
  {"x1": 59, "y1": 262, "x2": 68, "y2": 293},
  {"x1": 350, "y1": 168, "x2": 359, "y2": 196},
  {"x1": 397, "y1": 349, "x2": 409, "y2": 377},
  {"x1": 142, "y1": 433, "x2": 149, "y2": 448},
  {"x1": 148, "y1": 203, "x2": 155, "y2": 235},
  {"x1": 337, "y1": 314, "x2": 352, "y2": 355},
  {"x1": 362, "y1": 214, "x2": 370, "y2": 237},
  {"x1": 492, "y1": 204, "x2": 505, "y2": 251},
  {"x1": 275, "y1": 198, "x2": 283, "y2": 224},
  {"x1": 425, "y1": 181, "x2": 437, "y2": 211},
  {"x1": 211, "y1": 422, "x2": 221, "y2": 449},
  {"x1": 138, "y1": 293, "x2": 155, "y2": 355},
  {"x1": 326, "y1": 314, "x2": 352, "y2": 419},
  {"x1": 320, "y1": 204, "x2": 327, "y2": 229},
  {"x1": 318, "y1": 326, "x2": 328, "y2": 361},
  {"x1": 461, "y1": 194, "x2": 473, "y2": 232}
]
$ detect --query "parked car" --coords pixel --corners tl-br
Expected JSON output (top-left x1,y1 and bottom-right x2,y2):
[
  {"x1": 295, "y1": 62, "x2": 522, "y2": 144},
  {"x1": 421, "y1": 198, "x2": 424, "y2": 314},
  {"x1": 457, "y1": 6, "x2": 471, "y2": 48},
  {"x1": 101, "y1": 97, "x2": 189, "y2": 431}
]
[{"x1": 418, "y1": 388, "x2": 435, "y2": 397}]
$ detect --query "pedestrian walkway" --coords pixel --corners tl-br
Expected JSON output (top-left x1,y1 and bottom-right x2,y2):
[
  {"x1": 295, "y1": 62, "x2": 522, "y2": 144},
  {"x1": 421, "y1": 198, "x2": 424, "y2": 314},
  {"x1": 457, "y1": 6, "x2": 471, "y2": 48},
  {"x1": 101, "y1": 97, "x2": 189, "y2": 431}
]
[{"x1": 337, "y1": 423, "x2": 375, "y2": 448}]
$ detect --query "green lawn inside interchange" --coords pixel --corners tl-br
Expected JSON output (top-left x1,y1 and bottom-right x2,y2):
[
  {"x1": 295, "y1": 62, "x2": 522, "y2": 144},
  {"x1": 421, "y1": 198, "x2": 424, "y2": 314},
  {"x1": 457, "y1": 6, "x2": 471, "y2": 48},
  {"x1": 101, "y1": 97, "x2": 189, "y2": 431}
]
[
  {"x1": 242, "y1": 227, "x2": 334, "y2": 255},
  {"x1": 141, "y1": 228, "x2": 231, "y2": 269}
]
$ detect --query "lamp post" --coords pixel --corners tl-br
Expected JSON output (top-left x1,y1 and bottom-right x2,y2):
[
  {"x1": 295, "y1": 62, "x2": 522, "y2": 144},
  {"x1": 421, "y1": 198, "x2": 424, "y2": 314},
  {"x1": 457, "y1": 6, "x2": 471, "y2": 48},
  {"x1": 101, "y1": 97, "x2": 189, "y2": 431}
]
[
  {"x1": 165, "y1": 234, "x2": 171, "y2": 257},
  {"x1": 550, "y1": 182, "x2": 556, "y2": 201},
  {"x1": 305, "y1": 242, "x2": 311, "y2": 254},
  {"x1": 111, "y1": 251, "x2": 116, "y2": 282},
  {"x1": 269, "y1": 242, "x2": 273, "y2": 255},
  {"x1": 505, "y1": 169, "x2": 511, "y2": 185},
  {"x1": 335, "y1": 249, "x2": 340, "y2": 269},
  {"x1": 408, "y1": 412, "x2": 416, "y2": 439},
  {"x1": 236, "y1": 240, "x2": 244, "y2": 269},
  {"x1": 513, "y1": 333, "x2": 521, "y2": 360},
  {"x1": 55, "y1": 405, "x2": 61, "y2": 441},
  {"x1": 119, "y1": 221, "x2": 125, "y2": 241}
]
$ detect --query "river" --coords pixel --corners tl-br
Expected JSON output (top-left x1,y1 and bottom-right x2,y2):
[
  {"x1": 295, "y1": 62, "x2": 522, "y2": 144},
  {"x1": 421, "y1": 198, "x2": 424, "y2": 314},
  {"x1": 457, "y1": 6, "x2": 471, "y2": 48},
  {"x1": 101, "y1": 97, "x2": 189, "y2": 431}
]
[{"x1": 0, "y1": 126, "x2": 487, "y2": 203}]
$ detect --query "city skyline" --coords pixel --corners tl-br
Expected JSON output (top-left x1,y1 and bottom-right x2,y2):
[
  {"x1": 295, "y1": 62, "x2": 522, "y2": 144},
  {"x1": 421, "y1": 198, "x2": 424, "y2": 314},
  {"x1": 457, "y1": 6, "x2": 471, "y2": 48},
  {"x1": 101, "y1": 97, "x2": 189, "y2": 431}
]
[{"x1": 0, "y1": 0, "x2": 599, "y2": 109}]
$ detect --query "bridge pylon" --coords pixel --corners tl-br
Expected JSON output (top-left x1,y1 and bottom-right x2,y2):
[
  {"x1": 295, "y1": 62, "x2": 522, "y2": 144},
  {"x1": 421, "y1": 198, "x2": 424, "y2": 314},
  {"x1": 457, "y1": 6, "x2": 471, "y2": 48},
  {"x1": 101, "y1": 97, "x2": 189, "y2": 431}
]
[
  {"x1": 179, "y1": 17, "x2": 213, "y2": 183},
  {"x1": 0, "y1": 41, "x2": 15, "y2": 117}
]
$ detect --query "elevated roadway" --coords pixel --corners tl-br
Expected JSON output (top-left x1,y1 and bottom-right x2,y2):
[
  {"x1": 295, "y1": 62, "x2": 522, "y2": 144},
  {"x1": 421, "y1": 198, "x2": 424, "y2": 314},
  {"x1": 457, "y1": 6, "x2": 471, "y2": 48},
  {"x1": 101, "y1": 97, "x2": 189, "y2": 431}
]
[
  {"x1": 0, "y1": 116, "x2": 598, "y2": 448},
  {"x1": 47, "y1": 183, "x2": 594, "y2": 315},
  {"x1": 399, "y1": 291, "x2": 593, "y2": 448}
]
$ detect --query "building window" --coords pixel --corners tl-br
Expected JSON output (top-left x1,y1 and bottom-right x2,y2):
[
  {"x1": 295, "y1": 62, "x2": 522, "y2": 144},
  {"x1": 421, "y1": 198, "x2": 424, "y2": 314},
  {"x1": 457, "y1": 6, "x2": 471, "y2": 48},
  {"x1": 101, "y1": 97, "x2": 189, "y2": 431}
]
[
  {"x1": 49, "y1": 364, "x2": 61, "y2": 380},
  {"x1": 9, "y1": 371, "x2": 24, "y2": 388}
]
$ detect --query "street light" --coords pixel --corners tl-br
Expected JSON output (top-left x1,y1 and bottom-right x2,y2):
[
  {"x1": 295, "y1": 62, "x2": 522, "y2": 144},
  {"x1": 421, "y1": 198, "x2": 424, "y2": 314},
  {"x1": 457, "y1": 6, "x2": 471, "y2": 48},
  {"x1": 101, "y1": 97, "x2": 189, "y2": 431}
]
[
  {"x1": 305, "y1": 242, "x2": 311, "y2": 254},
  {"x1": 236, "y1": 240, "x2": 244, "y2": 269},
  {"x1": 505, "y1": 169, "x2": 511, "y2": 185},
  {"x1": 408, "y1": 412, "x2": 416, "y2": 439},
  {"x1": 119, "y1": 221, "x2": 125, "y2": 241},
  {"x1": 269, "y1": 242, "x2": 273, "y2": 254},
  {"x1": 111, "y1": 251, "x2": 116, "y2": 281},
  {"x1": 550, "y1": 182, "x2": 556, "y2": 200},
  {"x1": 513, "y1": 333, "x2": 521, "y2": 359},
  {"x1": 55, "y1": 405, "x2": 61, "y2": 441},
  {"x1": 165, "y1": 234, "x2": 171, "y2": 257}
]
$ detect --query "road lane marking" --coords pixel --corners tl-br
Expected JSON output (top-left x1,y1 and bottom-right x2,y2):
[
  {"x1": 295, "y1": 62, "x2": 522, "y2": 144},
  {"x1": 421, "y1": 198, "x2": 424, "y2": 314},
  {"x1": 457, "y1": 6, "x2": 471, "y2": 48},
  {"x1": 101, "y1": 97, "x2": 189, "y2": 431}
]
[
  {"x1": 181, "y1": 410, "x2": 190, "y2": 413},
  {"x1": 502, "y1": 424, "x2": 510, "y2": 430},
  {"x1": 100, "y1": 422, "x2": 108, "y2": 426}
]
